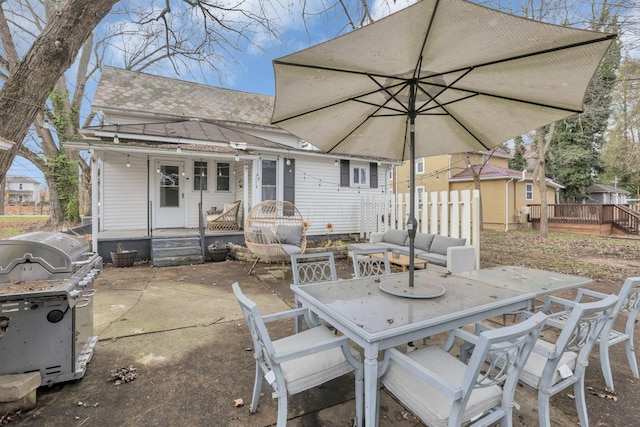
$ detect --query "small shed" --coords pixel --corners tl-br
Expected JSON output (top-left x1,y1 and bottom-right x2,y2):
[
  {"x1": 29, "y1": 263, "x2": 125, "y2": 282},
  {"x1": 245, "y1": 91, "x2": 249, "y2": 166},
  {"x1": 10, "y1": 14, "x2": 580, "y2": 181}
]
[{"x1": 586, "y1": 184, "x2": 629, "y2": 204}]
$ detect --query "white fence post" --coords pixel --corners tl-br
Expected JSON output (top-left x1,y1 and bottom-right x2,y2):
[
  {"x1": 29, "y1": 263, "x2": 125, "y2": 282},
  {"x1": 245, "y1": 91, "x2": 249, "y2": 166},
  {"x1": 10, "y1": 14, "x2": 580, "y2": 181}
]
[{"x1": 450, "y1": 191, "x2": 460, "y2": 238}]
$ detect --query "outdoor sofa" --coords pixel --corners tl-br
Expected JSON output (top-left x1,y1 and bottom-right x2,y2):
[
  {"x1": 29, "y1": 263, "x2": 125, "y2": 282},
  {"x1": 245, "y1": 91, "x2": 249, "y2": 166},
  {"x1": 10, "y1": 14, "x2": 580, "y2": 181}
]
[{"x1": 359, "y1": 229, "x2": 476, "y2": 273}]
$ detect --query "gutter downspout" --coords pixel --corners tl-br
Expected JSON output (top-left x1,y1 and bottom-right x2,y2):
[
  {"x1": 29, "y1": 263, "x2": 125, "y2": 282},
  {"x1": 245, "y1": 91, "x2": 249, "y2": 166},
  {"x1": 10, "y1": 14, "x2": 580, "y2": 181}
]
[{"x1": 505, "y1": 177, "x2": 514, "y2": 232}]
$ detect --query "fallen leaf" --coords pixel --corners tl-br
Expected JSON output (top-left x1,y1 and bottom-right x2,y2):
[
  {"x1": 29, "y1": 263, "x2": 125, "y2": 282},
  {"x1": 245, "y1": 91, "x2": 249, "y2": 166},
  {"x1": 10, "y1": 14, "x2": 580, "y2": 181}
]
[{"x1": 234, "y1": 398, "x2": 244, "y2": 407}]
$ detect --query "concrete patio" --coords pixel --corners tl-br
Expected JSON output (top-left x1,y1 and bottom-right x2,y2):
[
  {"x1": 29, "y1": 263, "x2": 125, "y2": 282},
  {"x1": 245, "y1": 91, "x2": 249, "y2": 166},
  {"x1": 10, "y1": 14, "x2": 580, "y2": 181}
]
[{"x1": 6, "y1": 258, "x2": 636, "y2": 426}]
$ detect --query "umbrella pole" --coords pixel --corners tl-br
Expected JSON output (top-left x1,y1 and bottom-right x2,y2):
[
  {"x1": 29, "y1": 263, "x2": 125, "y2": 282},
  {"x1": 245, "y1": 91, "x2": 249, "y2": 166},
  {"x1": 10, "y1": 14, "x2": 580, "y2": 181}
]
[{"x1": 408, "y1": 114, "x2": 417, "y2": 288}]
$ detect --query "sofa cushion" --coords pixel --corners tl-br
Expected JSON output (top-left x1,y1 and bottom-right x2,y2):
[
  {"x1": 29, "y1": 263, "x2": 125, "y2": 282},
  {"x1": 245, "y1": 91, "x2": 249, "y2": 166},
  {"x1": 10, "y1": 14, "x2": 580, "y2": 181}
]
[
  {"x1": 417, "y1": 252, "x2": 447, "y2": 267},
  {"x1": 430, "y1": 235, "x2": 467, "y2": 255},
  {"x1": 412, "y1": 233, "x2": 436, "y2": 251},
  {"x1": 383, "y1": 229, "x2": 409, "y2": 246},
  {"x1": 277, "y1": 225, "x2": 304, "y2": 246}
]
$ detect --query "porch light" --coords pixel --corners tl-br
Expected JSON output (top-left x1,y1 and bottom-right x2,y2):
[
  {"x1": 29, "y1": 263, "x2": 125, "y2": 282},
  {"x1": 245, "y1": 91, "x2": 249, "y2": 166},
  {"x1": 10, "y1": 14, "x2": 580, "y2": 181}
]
[
  {"x1": 286, "y1": 158, "x2": 291, "y2": 166},
  {"x1": 235, "y1": 152, "x2": 240, "y2": 162},
  {"x1": 126, "y1": 155, "x2": 130, "y2": 168},
  {"x1": 176, "y1": 146, "x2": 182, "y2": 154},
  {"x1": 334, "y1": 159, "x2": 339, "y2": 167},
  {"x1": 113, "y1": 134, "x2": 120, "y2": 144}
]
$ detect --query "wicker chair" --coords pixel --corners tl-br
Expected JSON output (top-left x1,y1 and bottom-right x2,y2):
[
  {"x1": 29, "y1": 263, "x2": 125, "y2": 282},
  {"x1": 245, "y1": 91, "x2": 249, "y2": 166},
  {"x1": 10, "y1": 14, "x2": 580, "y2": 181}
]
[
  {"x1": 244, "y1": 200, "x2": 307, "y2": 273},
  {"x1": 207, "y1": 200, "x2": 241, "y2": 231}
]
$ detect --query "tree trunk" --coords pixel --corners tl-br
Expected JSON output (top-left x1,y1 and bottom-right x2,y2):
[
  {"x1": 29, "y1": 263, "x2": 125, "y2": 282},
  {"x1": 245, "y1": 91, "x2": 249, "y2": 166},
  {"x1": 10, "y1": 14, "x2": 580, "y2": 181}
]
[
  {"x1": 533, "y1": 123, "x2": 556, "y2": 238},
  {"x1": 0, "y1": 0, "x2": 118, "y2": 183}
]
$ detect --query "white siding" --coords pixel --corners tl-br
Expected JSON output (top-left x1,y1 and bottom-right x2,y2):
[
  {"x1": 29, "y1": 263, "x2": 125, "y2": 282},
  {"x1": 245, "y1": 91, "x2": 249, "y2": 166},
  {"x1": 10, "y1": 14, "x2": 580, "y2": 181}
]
[
  {"x1": 101, "y1": 153, "x2": 149, "y2": 230},
  {"x1": 292, "y1": 157, "x2": 389, "y2": 236}
]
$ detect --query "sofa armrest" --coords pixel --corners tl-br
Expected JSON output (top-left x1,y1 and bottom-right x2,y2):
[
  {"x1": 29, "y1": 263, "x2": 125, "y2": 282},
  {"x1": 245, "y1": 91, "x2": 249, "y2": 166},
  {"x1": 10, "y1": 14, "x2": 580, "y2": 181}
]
[
  {"x1": 369, "y1": 231, "x2": 385, "y2": 244},
  {"x1": 446, "y1": 245, "x2": 476, "y2": 273}
]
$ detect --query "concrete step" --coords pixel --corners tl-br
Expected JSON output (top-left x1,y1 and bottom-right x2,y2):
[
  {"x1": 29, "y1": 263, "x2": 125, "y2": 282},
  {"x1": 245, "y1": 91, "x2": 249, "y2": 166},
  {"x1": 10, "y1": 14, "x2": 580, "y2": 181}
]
[
  {"x1": 151, "y1": 237, "x2": 204, "y2": 267},
  {"x1": 152, "y1": 254, "x2": 204, "y2": 267}
]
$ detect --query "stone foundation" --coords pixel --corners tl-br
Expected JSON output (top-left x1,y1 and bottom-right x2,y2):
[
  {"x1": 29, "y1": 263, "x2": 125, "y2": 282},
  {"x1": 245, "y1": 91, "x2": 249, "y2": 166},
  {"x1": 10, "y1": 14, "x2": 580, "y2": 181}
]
[{"x1": 229, "y1": 244, "x2": 349, "y2": 263}]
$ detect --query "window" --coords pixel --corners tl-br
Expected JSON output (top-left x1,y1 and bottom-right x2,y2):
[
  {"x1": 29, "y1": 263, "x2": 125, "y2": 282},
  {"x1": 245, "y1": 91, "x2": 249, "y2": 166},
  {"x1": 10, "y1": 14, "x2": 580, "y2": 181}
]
[
  {"x1": 194, "y1": 161, "x2": 208, "y2": 191},
  {"x1": 340, "y1": 161, "x2": 378, "y2": 188},
  {"x1": 352, "y1": 164, "x2": 368, "y2": 186},
  {"x1": 416, "y1": 158, "x2": 425, "y2": 174},
  {"x1": 262, "y1": 159, "x2": 277, "y2": 200},
  {"x1": 525, "y1": 183, "x2": 533, "y2": 201},
  {"x1": 216, "y1": 162, "x2": 230, "y2": 192}
]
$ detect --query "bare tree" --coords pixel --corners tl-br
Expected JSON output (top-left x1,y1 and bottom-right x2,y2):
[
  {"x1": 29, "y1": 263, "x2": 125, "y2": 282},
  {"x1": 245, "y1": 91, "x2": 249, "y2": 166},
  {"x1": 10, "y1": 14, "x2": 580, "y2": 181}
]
[{"x1": 1, "y1": 0, "x2": 395, "y2": 224}]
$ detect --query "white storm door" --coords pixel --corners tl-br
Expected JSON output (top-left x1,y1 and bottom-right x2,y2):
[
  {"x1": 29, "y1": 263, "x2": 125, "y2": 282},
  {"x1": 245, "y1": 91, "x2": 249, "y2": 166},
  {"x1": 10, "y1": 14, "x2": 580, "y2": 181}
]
[{"x1": 155, "y1": 162, "x2": 186, "y2": 228}]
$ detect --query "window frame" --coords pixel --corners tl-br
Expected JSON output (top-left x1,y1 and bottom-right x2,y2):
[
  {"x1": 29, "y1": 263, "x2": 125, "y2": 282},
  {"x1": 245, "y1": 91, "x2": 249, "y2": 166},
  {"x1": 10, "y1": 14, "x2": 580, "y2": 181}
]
[
  {"x1": 216, "y1": 162, "x2": 231, "y2": 192},
  {"x1": 351, "y1": 163, "x2": 369, "y2": 187},
  {"x1": 193, "y1": 161, "x2": 208, "y2": 191},
  {"x1": 416, "y1": 158, "x2": 425, "y2": 174},
  {"x1": 525, "y1": 183, "x2": 534, "y2": 201}
]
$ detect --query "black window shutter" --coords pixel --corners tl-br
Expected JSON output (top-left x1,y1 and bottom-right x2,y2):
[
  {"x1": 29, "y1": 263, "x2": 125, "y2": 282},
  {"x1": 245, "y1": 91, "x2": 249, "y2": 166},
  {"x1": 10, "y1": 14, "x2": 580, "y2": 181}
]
[
  {"x1": 340, "y1": 160, "x2": 350, "y2": 187},
  {"x1": 369, "y1": 162, "x2": 378, "y2": 188},
  {"x1": 284, "y1": 159, "x2": 295, "y2": 204}
]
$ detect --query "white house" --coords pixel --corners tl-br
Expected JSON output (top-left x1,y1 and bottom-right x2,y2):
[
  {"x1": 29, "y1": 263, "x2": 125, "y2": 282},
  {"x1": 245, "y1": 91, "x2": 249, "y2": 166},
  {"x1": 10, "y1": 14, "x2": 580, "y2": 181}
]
[
  {"x1": 5, "y1": 175, "x2": 40, "y2": 205},
  {"x1": 66, "y1": 67, "x2": 396, "y2": 263}
]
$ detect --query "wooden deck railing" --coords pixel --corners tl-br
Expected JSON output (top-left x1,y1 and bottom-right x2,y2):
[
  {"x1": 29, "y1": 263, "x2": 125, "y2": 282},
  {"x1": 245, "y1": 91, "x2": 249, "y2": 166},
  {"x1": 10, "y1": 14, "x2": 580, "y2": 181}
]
[
  {"x1": 528, "y1": 204, "x2": 639, "y2": 235},
  {"x1": 528, "y1": 204, "x2": 611, "y2": 224}
]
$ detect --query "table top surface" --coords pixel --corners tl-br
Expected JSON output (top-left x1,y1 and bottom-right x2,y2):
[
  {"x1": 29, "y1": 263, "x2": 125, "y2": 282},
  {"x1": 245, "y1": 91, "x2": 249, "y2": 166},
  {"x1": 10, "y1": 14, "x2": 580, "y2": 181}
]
[
  {"x1": 456, "y1": 265, "x2": 592, "y2": 296},
  {"x1": 292, "y1": 269, "x2": 532, "y2": 337}
]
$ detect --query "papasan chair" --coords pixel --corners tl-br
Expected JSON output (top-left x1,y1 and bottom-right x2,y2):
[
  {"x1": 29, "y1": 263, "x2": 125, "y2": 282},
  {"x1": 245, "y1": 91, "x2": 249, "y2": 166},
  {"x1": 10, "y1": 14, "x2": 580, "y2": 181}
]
[{"x1": 244, "y1": 200, "x2": 307, "y2": 274}]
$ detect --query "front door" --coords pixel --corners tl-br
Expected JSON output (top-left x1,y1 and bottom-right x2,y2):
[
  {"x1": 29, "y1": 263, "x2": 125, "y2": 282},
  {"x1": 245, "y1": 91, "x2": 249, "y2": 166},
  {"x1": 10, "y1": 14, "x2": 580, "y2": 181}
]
[{"x1": 155, "y1": 161, "x2": 186, "y2": 228}]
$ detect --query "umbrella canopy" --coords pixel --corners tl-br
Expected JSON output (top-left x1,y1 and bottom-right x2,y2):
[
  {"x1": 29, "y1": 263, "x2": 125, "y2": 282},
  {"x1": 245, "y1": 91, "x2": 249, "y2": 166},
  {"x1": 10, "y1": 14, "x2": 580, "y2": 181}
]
[{"x1": 271, "y1": 0, "x2": 614, "y2": 289}]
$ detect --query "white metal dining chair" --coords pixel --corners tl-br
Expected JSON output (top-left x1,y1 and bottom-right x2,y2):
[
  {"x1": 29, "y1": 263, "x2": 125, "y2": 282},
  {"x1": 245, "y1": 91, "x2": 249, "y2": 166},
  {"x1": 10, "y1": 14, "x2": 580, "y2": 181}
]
[
  {"x1": 352, "y1": 248, "x2": 391, "y2": 278},
  {"x1": 291, "y1": 252, "x2": 339, "y2": 331},
  {"x1": 291, "y1": 252, "x2": 338, "y2": 285},
  {"x1": 538, "y1": 277, "x2": 640, "y2": 392},
  {"x1": 476, "y1": 294, "x2": 619, "y2": 427},
  {"x1": 232, "y1": 282, "x2": 363, "y2": 427},
  {"x1": 381, "y1": 311, "x2": 547, "y2": 427}
]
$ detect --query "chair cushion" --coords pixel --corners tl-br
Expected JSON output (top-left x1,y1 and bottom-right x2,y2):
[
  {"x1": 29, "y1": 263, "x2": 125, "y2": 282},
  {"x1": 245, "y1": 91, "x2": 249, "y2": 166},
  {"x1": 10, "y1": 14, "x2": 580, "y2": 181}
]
[
  {"x1": 273, "y1": 326, "x2": 358, "y2": 394},
  {"x1": 223, "y1": 202, "x2": 236, "y2": 212},
  {"x1": 519, "y1": 338, "x2": 577, "y2": 389},
  {"x1": 382, "y1": 346, "x2": 502, "y2": 427},
  {"x1": 277, "y1": 225, "x2": 304, "y2": 246},
  {"x1": 281, "y1": 244, "x2": 303, "y2": 255},
  {"x1": 382, "y1": 229, "x2": 409, "y2": 245},
  {"x1": 430, "y1": 235, "x2": 467, "y2": 255}
]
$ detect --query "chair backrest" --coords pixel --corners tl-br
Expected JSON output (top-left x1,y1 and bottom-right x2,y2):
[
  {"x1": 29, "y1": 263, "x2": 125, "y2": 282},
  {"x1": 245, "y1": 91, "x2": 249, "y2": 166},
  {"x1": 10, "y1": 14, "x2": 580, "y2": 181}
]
[
  {"x1": 458, "y1": 311, "x2": 547, "y2": 422},
  {"x1": 352, "y1": 248, "x2": 391, "y2": 278},
  {"x1": 615, "y1": 277, "x2": 640, "y2": 322},
  {"x1": 545, "y1": 294, "x2": 619, "y2": 379},
  {"x1": 232, "y1": 283, "x2": 278, "y2": 371},
  {"x1": 291, "y1": 252, "x2": 338, "y2": 285}
]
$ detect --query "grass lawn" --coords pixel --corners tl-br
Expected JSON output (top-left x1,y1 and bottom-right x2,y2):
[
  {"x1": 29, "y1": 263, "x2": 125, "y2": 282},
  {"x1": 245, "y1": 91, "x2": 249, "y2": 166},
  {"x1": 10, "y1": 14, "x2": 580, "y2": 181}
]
[{"x1": 0, "y1": 215, "x2": 48, "y2": 239}]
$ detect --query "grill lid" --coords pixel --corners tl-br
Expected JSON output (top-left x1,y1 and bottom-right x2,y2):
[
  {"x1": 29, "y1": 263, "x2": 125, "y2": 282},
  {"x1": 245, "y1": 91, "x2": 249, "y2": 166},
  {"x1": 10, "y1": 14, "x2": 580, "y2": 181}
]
[{"x1": 0, "y1": 232, "x2": 91, "y2": 278}]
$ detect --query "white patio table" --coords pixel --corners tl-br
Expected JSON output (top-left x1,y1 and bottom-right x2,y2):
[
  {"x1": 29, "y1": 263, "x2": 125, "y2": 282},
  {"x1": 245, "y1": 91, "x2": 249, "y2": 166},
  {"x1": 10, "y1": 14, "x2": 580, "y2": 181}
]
[
  {"x1": 291, "y1": 269, "x2": 524, "y2": 426},
  {"x1": 290, "y1": 267, "x2": 592, "y2": 427}
]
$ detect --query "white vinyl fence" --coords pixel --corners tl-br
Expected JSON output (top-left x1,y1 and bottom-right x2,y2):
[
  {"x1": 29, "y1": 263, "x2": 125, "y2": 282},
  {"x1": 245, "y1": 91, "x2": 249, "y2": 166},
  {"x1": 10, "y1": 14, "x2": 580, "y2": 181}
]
[{"x1": 360, "y1": 189, "x2": 481, "y2": 265}]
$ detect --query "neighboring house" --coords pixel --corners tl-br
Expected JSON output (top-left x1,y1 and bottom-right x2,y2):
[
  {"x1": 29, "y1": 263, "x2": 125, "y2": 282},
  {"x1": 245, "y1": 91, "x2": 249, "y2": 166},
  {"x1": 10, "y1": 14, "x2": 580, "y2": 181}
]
[
  {"x1": 4, "y1": 175, "x2": 40, "y2": 205},
  {"x1": 449, "y1": 164, "x2": 561, "y2": 231},
  {"x1": 393, "y1": 147, "x2": 561, "y2": 231},
  {"x1": 66, "y1": 66, "x2": 396, "y2": 257},
  {"x1": 585, "y1": 183, "x2": 629, "y2": 204}
]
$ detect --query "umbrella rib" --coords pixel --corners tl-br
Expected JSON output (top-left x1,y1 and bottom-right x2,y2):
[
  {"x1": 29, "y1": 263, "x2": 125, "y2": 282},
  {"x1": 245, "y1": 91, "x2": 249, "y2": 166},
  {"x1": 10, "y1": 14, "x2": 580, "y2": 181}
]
[{"x1": 434, "y1": 34, "x2": 616, "y2": 79}]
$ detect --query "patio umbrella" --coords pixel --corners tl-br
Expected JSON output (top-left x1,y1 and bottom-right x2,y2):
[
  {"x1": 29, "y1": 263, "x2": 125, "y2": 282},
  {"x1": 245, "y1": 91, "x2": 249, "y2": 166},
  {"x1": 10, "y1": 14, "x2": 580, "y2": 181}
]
[{"x1": 271, "y1": 0, "x2": 614, "y2": 291}]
